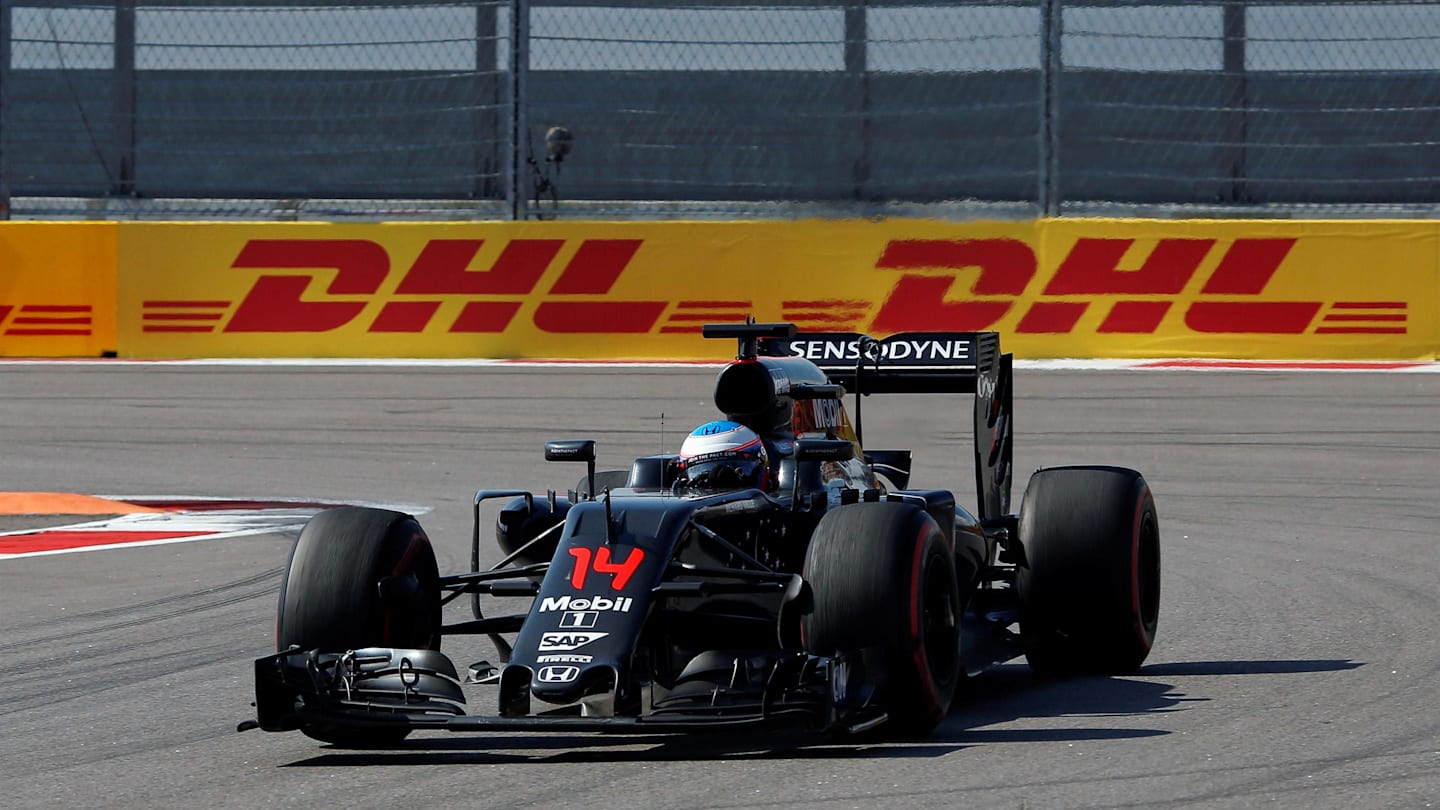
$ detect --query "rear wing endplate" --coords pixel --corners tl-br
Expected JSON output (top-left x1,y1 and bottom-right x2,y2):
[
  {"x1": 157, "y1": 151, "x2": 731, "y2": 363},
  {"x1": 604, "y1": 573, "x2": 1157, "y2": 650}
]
[{"x1": 760, "y1": 331, "x2": 1013, "y2": 520}]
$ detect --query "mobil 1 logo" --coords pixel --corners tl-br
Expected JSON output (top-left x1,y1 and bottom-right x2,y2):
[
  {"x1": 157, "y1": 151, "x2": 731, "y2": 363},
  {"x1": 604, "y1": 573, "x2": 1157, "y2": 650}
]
[
  {"x1": 558, "y1": 611, "x2": 598, "y2": 629},
  {"x1": 538, "y1": 595, "x2": 634, "y2": 613}
]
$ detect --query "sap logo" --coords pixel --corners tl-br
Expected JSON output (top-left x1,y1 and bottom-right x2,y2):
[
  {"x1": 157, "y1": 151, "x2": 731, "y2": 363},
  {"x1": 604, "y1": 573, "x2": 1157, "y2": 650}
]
[
  {"x1": 537, "y1": 665, "x2": 580, "y2": 683},
  {"x1": 536, "y1": 654, "x2": 593, "y2": 664},
  {"x1": 538, "y1": 595, "x2": 633, "y2": 613},
  {"x1": 538, "y1": 631, "x2": 608, "y2": 651}
]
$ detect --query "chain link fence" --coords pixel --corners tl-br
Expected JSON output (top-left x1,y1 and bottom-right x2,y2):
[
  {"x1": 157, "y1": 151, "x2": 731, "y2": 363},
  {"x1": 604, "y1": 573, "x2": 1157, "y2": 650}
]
[{"x1": 1, "y1": 1, "x2": 1438, "y2": 220}]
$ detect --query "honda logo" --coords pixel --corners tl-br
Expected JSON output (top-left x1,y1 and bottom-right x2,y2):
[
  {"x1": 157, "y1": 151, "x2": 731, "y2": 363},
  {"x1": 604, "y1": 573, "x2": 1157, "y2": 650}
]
[{"x1": 537, "y1": 665, "x2": 580, "y2": 683}]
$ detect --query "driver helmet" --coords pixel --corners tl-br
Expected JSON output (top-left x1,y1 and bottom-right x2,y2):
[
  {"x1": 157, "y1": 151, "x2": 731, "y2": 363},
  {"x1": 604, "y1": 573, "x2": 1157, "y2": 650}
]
[{"x1": 678, "y1": 420, "x2": 770, "y2": 492}]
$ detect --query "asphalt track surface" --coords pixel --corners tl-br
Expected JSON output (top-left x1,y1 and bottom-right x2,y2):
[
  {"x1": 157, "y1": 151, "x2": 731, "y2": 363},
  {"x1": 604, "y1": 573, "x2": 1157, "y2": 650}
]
[{"x1": 1, "y1": 363, "x2": 1437, "y2": 809}]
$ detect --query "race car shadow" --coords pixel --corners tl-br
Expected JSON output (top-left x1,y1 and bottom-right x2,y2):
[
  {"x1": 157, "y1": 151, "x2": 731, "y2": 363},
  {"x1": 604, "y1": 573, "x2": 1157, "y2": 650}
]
[
  {"x1": 931, "y1": 657, "x2": 1362, "y2": 744},
  {"x1": 281, "y1": 658, "x2": 1358, "y2": 767},
  {"x1": 1139, "y1": 658, "x2": 1362, "y2": 677},
  {"x1": 285, "y1": 735, "x2": 967, "y2": 766},
  {"x1": 285, "y1": 730, "x2": 968, "y2": 767},
  {"x1": 929, "y1": 663, "x2": 1183, "y2": 744}
]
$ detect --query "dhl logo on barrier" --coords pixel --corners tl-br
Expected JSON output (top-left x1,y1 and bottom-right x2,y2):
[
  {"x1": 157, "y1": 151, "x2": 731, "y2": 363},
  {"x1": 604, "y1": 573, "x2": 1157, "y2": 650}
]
[
  {"x1": 141, "y1": 238, "x2": 680, "y2": 336},
  {"x1": 0, "y1": 222, "x2": 116, "y2": 356},
  {"x1": 135, "y1": 235, "x2": 1403, "y2": 339},
  {"x1": 111, "y1": 220, "x2": 1439, "y2": 359},
  {"x1": 866, "y1": 237, "x2": 1404, "y2": 336},
  {"x1": 0, "y1": 305, "x2": 96, "y2": 337}
]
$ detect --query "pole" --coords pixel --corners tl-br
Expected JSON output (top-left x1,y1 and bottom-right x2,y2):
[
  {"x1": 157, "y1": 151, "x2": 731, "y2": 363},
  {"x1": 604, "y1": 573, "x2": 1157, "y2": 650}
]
[
  {"x1": 1224, "y1": 1, "x2": 1249, "y2": 203},
  {"x1": 475, "y1": 2, "x2": 499, "y2": 201},
  {"x1": 506, "y1": 0, "x2": 529, "y2": 220},
  {"x1": 114, "y1": 0, "x2": 136, "y2": 196},
  {"x1": 845, "y1": 0, "x2": 869, "y2": 201},
  {"x1": 1039, "y1": 0, "x2": 1062, "y2": 216},
  {"x1": 0, "y1": 0, "x2": 11, "y2": 218}
]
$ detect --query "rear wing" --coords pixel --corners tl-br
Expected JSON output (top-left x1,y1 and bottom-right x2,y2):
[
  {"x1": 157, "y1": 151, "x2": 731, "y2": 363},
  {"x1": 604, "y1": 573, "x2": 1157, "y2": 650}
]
[{"x1": 760, "y1": 331, "x2": 1013, "y2": 520}]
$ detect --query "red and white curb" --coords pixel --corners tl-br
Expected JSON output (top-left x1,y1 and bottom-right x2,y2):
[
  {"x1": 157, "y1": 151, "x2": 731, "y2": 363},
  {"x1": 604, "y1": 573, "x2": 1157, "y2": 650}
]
[{"x1": 0, "y1": 498, "x2": 428, "y2": 560}]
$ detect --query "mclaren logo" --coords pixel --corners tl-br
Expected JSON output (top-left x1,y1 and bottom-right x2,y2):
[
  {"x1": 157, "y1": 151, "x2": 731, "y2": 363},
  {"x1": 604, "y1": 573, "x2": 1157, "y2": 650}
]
[{"x1": 537, "y1": 665, "x2": 580, "y2": 683}]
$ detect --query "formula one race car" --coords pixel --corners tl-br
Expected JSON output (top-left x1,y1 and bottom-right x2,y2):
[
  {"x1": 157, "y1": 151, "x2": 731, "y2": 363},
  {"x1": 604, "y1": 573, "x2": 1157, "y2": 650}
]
[{"x1": 246, "y1": 323, "x2": 1160, "y2": 746}]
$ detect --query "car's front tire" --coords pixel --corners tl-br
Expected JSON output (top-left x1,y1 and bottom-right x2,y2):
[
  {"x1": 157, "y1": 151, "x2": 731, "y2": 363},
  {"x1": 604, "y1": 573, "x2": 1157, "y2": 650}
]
[
  {"x1": 276, "y1": 506, "x2": 441, "y2": 746},
  {"x1": 802, "y1": 502, "x2": 961, "y2": 736}
]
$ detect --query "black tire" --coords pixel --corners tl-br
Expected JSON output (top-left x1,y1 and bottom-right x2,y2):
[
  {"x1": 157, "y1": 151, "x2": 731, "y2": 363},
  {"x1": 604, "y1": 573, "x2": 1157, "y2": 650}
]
[
  {"x1": 1015, "y1": 466, "x2": 1161, "y2": 675},
  {"x1": 276, "y1": 506, "x2": 442, "y2": 746},
  {"x1": 801, "y1": 502, "x2": 961, "y2": 736}
]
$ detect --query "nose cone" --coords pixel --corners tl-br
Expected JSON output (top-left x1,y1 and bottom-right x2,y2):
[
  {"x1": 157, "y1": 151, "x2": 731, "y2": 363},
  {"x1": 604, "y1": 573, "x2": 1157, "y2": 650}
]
[{"x1": 529, "y1": 662, "x2": 618, "y2": 706}]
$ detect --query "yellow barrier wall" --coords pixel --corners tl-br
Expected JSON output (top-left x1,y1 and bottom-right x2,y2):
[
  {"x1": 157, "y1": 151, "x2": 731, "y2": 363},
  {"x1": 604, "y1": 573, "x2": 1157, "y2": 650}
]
[
  {"x1": 1026, "y1": 219, "x2": 1439, "y2": 359},
  {"x1": 114, "y1": 219, "x2": 1439, "y2": 360},
  {"x1": 0, "y1": 223, "x2": 118, "y2": 357}
]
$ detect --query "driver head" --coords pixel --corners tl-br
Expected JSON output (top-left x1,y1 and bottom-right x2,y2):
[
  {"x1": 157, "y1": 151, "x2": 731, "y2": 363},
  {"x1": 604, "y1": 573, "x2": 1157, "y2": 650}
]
[{"x1": 678, "y1": 420, "x2": 770, "y2": 492}]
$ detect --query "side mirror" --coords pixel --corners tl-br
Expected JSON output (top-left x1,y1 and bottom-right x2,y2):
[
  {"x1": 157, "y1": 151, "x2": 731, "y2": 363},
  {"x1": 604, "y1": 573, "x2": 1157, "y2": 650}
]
[
  {"x1": 789, "y1": 383, "x2": 845, "y2": 401},
  {"x1": 795, "y1": 438, "x2": 854, "y2": 462},
  {"x1": 545, "y1": 440, "x2": 596, "y2": 463},
  {"x1": 545, "y1": 440, "x2": 597, "y2": 500},
  {"x1": 791, "y1": 439, "x2": 855, "y2": 509}
]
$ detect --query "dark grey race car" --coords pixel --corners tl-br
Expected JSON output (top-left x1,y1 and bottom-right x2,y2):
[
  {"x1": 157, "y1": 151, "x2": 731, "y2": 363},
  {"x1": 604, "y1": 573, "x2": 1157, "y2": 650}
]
[{"x1": 244, "y1": 322, "x2": 1160, "y2": 747}]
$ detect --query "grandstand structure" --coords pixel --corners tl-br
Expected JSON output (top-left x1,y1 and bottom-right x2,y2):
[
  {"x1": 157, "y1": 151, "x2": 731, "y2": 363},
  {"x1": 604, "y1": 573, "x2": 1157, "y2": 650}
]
[{"x1": 1, "y1": 0, "x2": 1438, "y2": 220}]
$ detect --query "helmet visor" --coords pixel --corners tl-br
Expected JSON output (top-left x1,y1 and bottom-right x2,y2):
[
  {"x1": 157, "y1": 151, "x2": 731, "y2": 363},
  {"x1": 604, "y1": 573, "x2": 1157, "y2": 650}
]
[{"x1": 682, "y1": 458, "x2": 767, "y2": 491}]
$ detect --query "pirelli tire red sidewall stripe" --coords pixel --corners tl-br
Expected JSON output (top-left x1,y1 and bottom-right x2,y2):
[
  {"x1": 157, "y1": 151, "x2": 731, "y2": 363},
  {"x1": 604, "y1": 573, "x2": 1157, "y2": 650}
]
[{"x1": 909, "y1": 522, "x2": 944, "y2": 725}]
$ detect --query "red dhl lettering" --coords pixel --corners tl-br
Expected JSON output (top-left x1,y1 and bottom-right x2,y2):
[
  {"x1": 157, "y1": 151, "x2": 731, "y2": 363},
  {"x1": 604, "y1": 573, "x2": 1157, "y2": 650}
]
[
  {"x1": 869, "y1": 236, "x2": 1365, "y2": 336},
  {"x1": 219, "y1": 238, "x2": 659, "y2": 334},
  {"x1": 0, "y1": 304, "x2": 95, "y2": 337},
  {"x1": 149, "y1": 235, "x2": 1406, "y2": 338}
]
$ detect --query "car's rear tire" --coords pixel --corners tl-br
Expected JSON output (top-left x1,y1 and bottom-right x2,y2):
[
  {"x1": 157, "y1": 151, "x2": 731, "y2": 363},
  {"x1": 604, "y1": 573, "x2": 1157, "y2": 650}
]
[
  {"x1": 1015, "y1": 466, "x2": 1161, "y2": 675},
  {"x1": 802, "y1": 502, "x2": 961, "y2": 736},
  {"x1": 276, "y1": 506, "x2": 442, "y2": 746}
]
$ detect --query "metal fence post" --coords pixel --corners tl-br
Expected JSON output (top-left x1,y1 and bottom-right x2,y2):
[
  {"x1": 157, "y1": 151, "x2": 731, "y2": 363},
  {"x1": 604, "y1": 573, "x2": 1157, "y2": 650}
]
[
  {"x1": 0, "y1": 0, "x2": 11, "y2": 219},
  {"x1": 507, "y1": 0, "x2": 529, "y2": 221},
  {"x1": 845, "y1": 0, "x2": 869, "y2": 201},
  {"x1": 1039, "y1": 0, "x2": 1062, "y2": 217},
  {"x1": 114, "y1": 0, "x2": 136, "y2": 197},
  {"x1": 1224, "y1": 1, "x2": 1249, "y2": 203},
  {"x1": 476, "y1": 2, "x2": 499, "y2": 201}
]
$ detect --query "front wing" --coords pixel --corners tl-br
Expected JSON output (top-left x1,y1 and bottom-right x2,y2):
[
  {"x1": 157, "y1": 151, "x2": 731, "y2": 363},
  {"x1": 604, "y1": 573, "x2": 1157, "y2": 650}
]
[{"x1": 249, "y1": 645, "x2": 888, "y2": 737}]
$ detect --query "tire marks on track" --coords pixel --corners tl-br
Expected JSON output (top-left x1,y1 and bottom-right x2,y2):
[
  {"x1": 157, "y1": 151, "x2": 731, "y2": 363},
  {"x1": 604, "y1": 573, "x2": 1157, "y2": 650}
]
[
  {"x1": 0, "y1": 567, "x2": 285, "y2": 717},
  {"x1": 0, "y1": 567, "x2": 283, "y2": 653}
]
